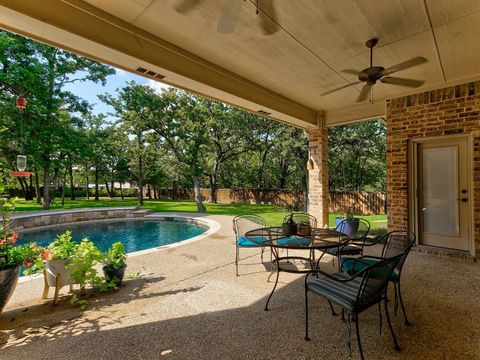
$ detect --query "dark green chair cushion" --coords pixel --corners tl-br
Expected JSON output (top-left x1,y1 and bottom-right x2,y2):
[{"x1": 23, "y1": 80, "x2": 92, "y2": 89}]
[
  {"x1": 325, "y1": 244, "x2": 362, "y2": 256},
  {"x1": 341, "y1": 257, "x2": 399, "y2": 283}
]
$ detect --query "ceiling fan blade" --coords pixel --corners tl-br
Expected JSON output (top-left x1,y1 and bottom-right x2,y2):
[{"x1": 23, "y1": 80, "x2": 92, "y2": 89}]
[
  {"x1": 321, "y1": 81, "x2": 362, "y2": 96},
  {"x1": 357, "y1": 84, "x2": 371, "y2": 103},
  {"x1": 342, "y1": 69, "x2": 360, "y2": 76},
  {"x1": 382, "y1": 57, "x2": 428, "y2": 76},
  {"x1": 174, "y1": 0, "x2": 205, "y2": 13},
  {"x1": 217, "y1": 0, "x2": 243, "y2": 33},
  {"x1": 381, "y1": 76, "x2": 425, "y2": 88},
  {"x1": 258, "y1": 0, "x2": 279, "y2": 35}
]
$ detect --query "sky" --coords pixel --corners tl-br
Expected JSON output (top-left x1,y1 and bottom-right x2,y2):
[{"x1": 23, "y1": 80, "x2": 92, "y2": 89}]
[{"x1": 63, "y1": 67, "x2": 170, "y2": 119}]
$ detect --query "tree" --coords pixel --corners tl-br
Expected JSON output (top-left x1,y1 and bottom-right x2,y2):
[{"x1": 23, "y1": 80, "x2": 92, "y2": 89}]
[
  {"x1": 147, "y1": 88, "x2": 210, "y2": 212},
  {"x1": 0, "y1": 30, "x2": 114, "y2": 209},
  {"x1": 205, "y1": 103, "x2": 254, "y2": 203},
  {"x1": 328, "y1": 120, "x2": 386, "y2": 192},
  {"x1": 101, "y1": 82, "x2": 150, "y2": 206}
]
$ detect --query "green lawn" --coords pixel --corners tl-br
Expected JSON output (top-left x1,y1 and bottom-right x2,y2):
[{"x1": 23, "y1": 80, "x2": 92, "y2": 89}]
[{"x1": 13, "y1": 197, "x2": 387, "y2": 232}]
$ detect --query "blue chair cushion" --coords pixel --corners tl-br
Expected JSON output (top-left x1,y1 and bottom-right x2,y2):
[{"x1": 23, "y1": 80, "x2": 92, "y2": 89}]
[
  {"x1": 237, "y1": 236, "x2": 267, "y2": 247},
  {"x1": 325, "y1": 244, "x2": 362, "y2": 256},
  {"x1": 341, "y1": 257, "x2": 399, "y2": 283},
  {"x1": 277, "y1": 236, "x2": 311, "y2": 247}
]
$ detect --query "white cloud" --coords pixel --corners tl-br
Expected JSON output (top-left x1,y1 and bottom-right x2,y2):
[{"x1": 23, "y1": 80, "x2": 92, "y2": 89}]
[
  {"x1": 115, "y1": 68, "x2": 127, "y2": 75},
  {"x1": 147, "y1": 79, "x2": 169, "y2": 93}
]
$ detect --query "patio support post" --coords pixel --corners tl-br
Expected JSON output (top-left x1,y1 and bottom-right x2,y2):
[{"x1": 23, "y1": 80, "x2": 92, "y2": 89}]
[{"x1": 307, "y1": 112, "x2": 329, "y2": 226}]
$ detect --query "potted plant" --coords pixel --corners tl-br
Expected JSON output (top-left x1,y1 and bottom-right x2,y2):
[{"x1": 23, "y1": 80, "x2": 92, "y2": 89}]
[
  {"x1": 42, "y1": 231, "x2": 78, "y2": 289},
  {"x1": 102, "y1": 242, "x2": 127, "y2": 288},
  {"x1": 335, "y1": 208, "x2": 360, "y2": 237},
  {"x1": 282, "y1": 214, "x2": 297, "y2": 236},
  {"x1": 297, "y1": 220, "x2": 312, "y2": 236},
  {"x1": 0, "y1": 185, "x2": 38, "y2": 312}
]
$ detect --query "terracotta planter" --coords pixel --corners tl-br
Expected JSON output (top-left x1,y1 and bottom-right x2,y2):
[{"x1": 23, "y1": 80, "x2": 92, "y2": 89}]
[
  {"x1": 0, "y1": 266, "x2": 20, "y2": 313},
  {"x1": 103, "y1": 264, "x2": 127, "y2": 287}
]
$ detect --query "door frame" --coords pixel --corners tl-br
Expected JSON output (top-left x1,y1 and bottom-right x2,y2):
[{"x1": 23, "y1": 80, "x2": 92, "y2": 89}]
[{"x1": 407, "y1": 134, "x2": 474, "y2": 256}]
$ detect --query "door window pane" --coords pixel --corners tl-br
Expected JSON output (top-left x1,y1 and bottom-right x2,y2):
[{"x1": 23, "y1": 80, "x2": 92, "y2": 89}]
[{"x1": 422, "y1": 147, "x2": 459, "y2": 236}]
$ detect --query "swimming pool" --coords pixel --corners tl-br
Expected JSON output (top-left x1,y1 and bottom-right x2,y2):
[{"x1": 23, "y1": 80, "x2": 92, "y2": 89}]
[{"x1": 18, "y1": 219, "x2": 208, "y2": 253}]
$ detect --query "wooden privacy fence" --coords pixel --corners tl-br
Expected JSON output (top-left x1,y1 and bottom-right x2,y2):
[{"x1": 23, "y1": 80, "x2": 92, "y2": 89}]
[
  {"x1": 156, "y1": 189, "x2": 386, "y2": 215},
  {"x1": 328, "y1": 191, "x2": 386, "y2": 215}
]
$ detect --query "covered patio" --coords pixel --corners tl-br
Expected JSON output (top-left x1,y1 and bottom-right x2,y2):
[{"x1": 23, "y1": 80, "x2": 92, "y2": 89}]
[
  {"x1": 1, "y1": 0, "x2": 480, "y2": 358},
  {"x1": 1, "y1": 214, "x2": 479, "y2": 359}
]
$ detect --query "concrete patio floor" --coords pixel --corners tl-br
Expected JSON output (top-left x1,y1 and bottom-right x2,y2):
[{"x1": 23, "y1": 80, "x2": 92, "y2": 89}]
[{"x1": 1, "y1": 214, "x2": 479, "y2": 359}]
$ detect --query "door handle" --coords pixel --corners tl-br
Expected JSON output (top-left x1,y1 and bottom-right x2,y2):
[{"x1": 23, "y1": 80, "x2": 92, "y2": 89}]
[
  {"x1": 461, "y1": 198, "x2": 468, "y2": 202},
  {"x1": 422, "y1": 208, "x2": 427, "y2": 212}
]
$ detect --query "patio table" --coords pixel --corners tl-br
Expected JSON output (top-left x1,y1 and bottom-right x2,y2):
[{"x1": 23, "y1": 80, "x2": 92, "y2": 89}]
[{"x1": 245, "y1": 226, "x2": 348, "y2": 311}]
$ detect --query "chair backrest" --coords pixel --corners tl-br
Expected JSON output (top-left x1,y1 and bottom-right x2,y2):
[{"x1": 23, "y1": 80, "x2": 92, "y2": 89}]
[
  {"x1": 233, "y1": 215, "x2": 265, "y2": 237},
  {"x1": 284, "y1": 212, "x2": 318, "y2": 228},
  {"x1": 356, "y1": 254, "x2": 402, "y2": 308},
  {"x1": 334, "y1": 218, "x2": 370, "y2": 241},
  {"x1": 380, "y1": 230, "x2": 416, "y2": 272}
]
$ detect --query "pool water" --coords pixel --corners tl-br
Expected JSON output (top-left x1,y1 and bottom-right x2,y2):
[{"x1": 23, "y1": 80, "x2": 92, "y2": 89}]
[{"x1": 18, "y1": 219, "x2": 207, "y2": 253}]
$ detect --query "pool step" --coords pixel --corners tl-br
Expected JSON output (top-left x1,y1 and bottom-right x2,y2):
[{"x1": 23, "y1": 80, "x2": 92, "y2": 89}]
[{"x1": 133, "y1": 209, "x2": 154, "y2": 217}]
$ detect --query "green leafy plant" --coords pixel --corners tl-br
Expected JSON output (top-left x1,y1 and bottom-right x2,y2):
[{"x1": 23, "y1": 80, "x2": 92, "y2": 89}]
[
  {"x1": 103, "y1": 242, "x2": 126, "y2": 270},
  {"x1": 0, "y1": 183, "x2": 38, "y2": 270},
  {"x1": 44, "y1": 231, "x2": 78, "y2": 261},
  {"x1": 67, "y1": 238, "x2": 103, "y2": 288}
]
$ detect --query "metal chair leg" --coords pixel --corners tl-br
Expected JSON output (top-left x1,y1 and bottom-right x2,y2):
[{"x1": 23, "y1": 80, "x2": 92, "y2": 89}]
[
  {"x1": 261, "y1": 247, "x2": 264, "y2": 262},
  {"x1": 304, "y1": 286, "x2": 310, "y2": 341},
  {"x1": 328, "y1": 300, "x2": 337, "y2": 316},
  {"x1": 384, "y1": 298, "x2": 402, "y2": 352},
  {"x1": 355, "y1": 313, "x2": 365, "y2": 360},
  {"x1": 235, "y1": 246, "x2": 239, "y2": 276},
  {"x1": 397, "y1": 282, "x2": 411, "y2": 325}
]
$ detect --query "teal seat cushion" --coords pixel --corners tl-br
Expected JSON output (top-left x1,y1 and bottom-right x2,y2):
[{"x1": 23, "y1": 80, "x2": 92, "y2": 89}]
[
  {"x1": 341, "y1": 257, "x2": 399, "y2": 282},
  {"x1": 277, "y1": 236, "x2": 311, "y2": 247},
  {"x1": 237, "y1": 236, "x2": 267, "y2": 247}
]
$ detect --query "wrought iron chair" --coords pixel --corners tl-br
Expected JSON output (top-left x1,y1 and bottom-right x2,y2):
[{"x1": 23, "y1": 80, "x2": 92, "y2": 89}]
[
  {"x1": 341, "y1": 230, "x2": 416, "y2": 325},
  {"x1": 233, "y1": 215, "x2": 267, "y2": 276},
  {"x1": 325, "y1": 218, "x2": 371, "y2": 268},
  {"x1": 304, "y1": 254, "x2": 404, "y2": 360}
]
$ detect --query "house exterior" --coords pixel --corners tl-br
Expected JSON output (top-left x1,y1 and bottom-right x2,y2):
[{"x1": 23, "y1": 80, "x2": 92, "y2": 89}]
[{"x1": 1, "y1": 0, "x2": 479, "y2": 258}]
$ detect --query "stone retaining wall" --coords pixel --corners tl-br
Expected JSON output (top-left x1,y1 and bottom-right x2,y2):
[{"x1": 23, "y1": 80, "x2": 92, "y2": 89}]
[{"x1": 10, "y1": 207, "x2": 152, "y2": 232}]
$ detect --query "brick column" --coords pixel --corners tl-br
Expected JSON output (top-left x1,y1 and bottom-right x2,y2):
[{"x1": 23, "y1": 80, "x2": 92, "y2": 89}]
[{"x1": 307, "y1": 113, "x2": 329, "y2": 226}]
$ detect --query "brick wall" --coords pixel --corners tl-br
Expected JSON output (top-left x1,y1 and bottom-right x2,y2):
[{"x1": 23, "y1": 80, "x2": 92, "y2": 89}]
[
  {"x1": 308, "y1": 116, "x2": 329, "y2": 226},
  {"x1": 386, "y1": 80, "x2": 480, "y2": 255}
]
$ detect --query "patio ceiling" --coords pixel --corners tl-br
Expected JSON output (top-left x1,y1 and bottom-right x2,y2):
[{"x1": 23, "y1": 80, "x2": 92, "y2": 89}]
[{"x1": 0, "y1": 0, "x2": 479, "y2": 128}]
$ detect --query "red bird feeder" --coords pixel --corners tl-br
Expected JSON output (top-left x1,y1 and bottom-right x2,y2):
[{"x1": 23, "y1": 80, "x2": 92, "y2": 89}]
[{"x1": 16, "y1": 96, "x2": 27, "y2": 111}]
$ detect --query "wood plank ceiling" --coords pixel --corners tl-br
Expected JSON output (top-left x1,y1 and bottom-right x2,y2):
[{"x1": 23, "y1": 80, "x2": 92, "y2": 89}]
[
  {"x1": 0, "y1": 0, "x2": 479, "y2": 127},
  {"x1": 81, "y1": 0, "x2": 480, "y2": 113}
]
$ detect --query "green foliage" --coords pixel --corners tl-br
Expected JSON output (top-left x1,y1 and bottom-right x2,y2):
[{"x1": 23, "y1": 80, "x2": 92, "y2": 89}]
[
  {"x1": 103, "y1": 241, "x2": 126, "y2": 270},
  {"x1": 46, "y1": 231, "x2": 78, "y2": 260},
  {"x1": 328, "y1": 120, "x2": 386, "y2": 192},
  {"x1": 67, "y1": 238, "x2": 103, "y2": 288}
]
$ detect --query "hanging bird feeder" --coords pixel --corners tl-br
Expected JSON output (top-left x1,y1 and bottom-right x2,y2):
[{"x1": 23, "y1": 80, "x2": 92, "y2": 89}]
[{"x1": 15, "y1": 96, "x2": 27, "y2": 111}]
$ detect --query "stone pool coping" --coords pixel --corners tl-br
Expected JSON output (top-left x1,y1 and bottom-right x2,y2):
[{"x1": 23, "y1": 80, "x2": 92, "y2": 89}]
[{"x1": 14, "y1": 209, "x2": 221, "y2": 283}]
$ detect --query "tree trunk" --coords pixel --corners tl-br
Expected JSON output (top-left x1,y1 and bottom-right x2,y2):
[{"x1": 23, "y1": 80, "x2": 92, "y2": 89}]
[
  {"x1": 110, "y1": 180, "x2": 115, "y2": 198},
  {"x1": 137, "y1": 133, "x2": 144, "y2": 206},
  {"x1": 105, "y1": 182, "x2": 111, "y2": 197},
  {"x1": 69, "y1": 164, "x2": 75, "y2": 200},
  {"x1": 43, "y1": 165, "x2": 50, "y2": 210},
  {"x1": 85, "y1": 165, "x2": 89, "y2": 200},
  {"x1": 26, "y1": 175, "x2": 34, "y2": 200},
  {"x1": 94, "y1": 166, "x2": 99, "y2": 201},
  {"x1": 119, "y1": 182, "x2": 124, "y2": 200},
  {"x1": 193, "y1": 176, "x2": 205, "y2": 212},
  {"x1": 153, "y1": 186, "x2": 157, "y2": 200},
  {"x1": 34, "y1": 169, "x2": 42, "y2": 204},
  {"x1": 147, "y1": 184, "x2": 152, "y2": 200},
  {"x1": 61, "y1": 169, "x2": 67, "y2": 206}
]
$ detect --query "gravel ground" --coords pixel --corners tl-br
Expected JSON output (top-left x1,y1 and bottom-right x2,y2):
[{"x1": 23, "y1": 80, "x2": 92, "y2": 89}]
[{"x1": 1, "y1": 214, "x2": 479, "y2": 360}]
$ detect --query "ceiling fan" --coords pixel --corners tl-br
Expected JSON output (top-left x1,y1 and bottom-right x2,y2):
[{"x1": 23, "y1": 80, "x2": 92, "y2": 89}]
[
  {"x1": 322, "y1": 38, "x2": 428, "y2": 103},
  {"x1": 175, "y1": 0, "x2": 278, "y2": 35}
]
